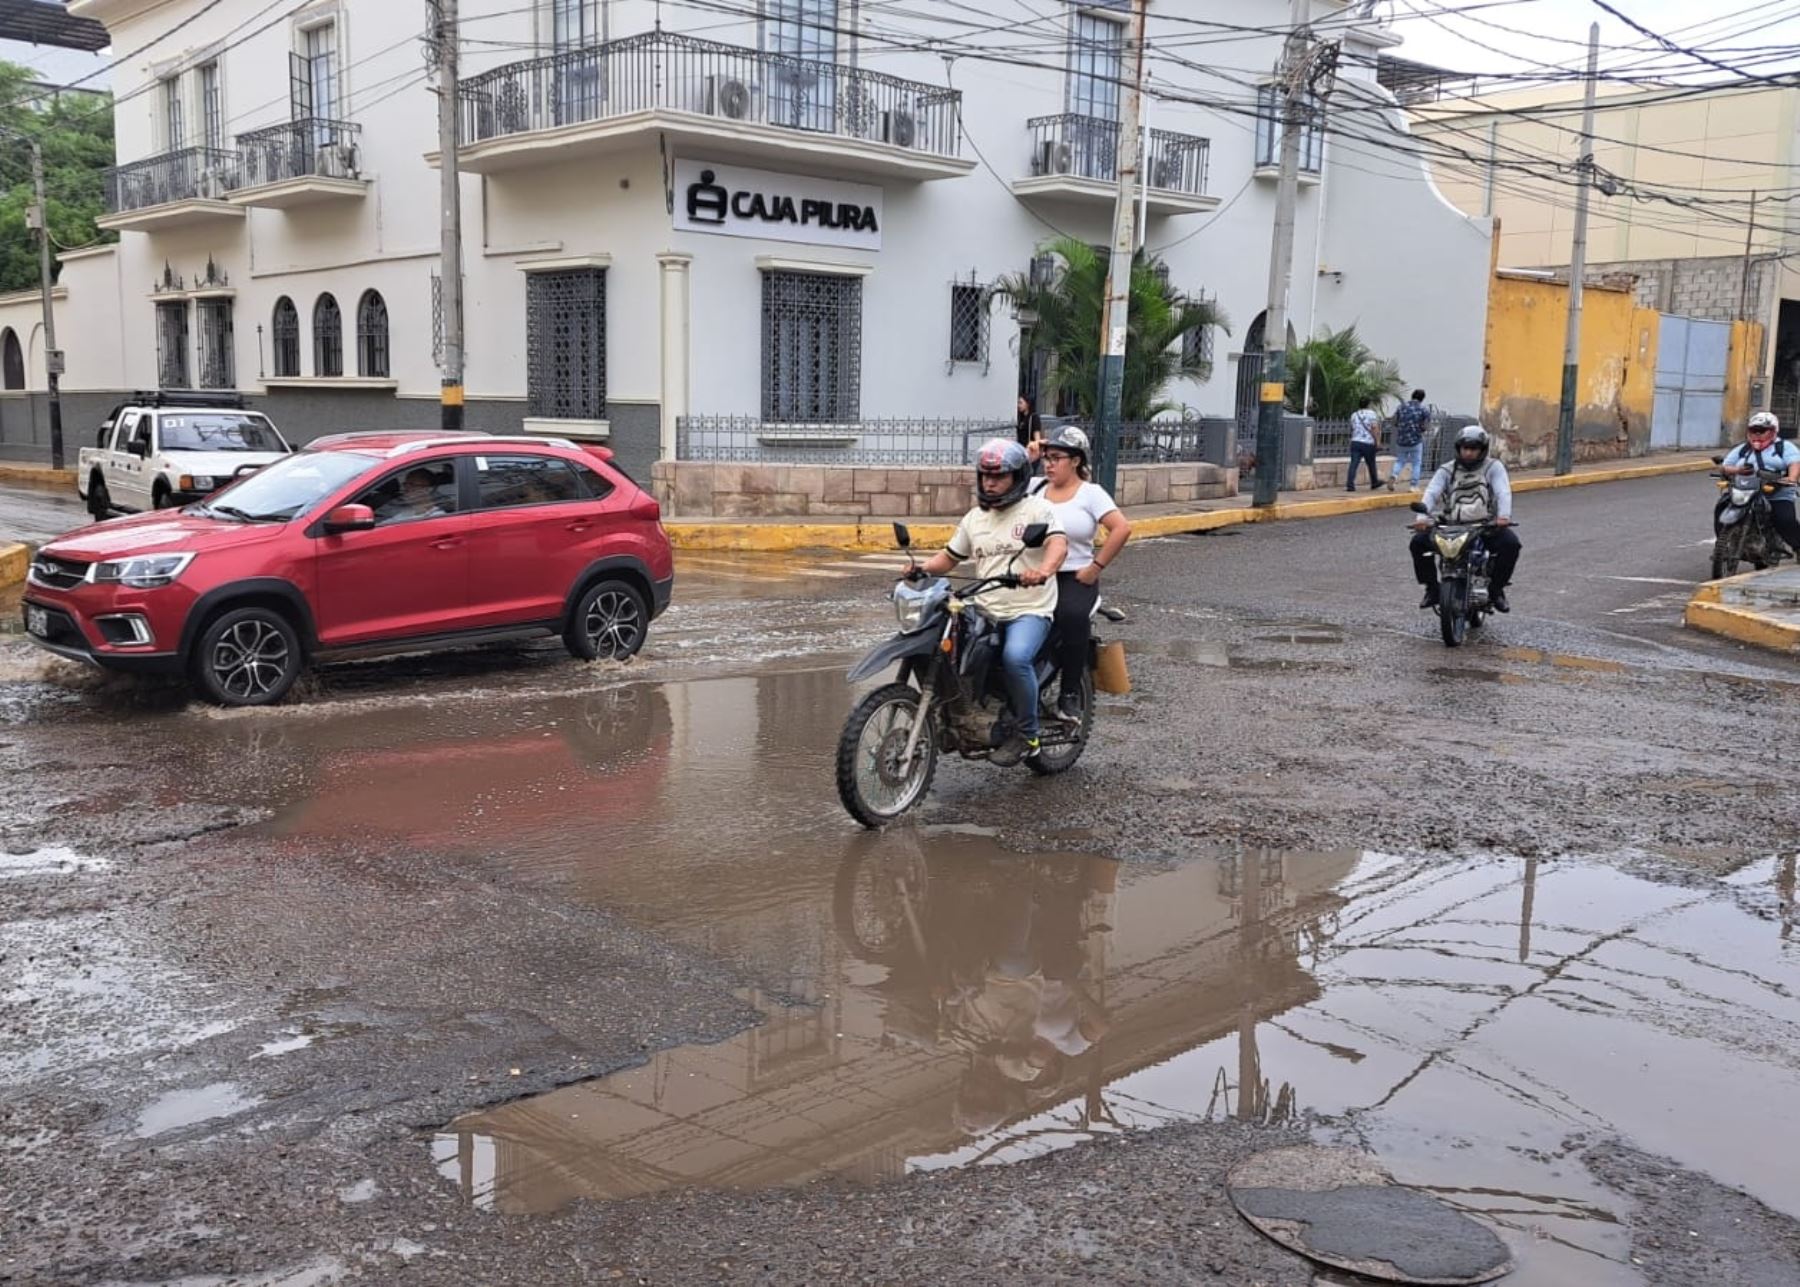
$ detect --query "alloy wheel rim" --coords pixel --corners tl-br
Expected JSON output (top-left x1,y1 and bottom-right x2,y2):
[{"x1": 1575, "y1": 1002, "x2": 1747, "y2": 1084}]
[
  {"x1": 584, "y1": 591, "x2": 643, "y2": 658},
  {"x1": 856, "y1": 698, "x2": 928, "y2": 816},
  {"x1": 211, "y1": 620, "x2": 291, "y2": 699}
]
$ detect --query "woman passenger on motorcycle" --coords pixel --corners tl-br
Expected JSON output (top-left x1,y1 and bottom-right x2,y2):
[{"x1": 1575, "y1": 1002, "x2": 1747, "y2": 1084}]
[
  {"x1": 1033, "y1": 427, "x2": 1132, "y2": 719},
  {"x1": 911, "y1": 439, "x2": 1067, "y2": 765},
  {"x1": 1717, "y1": 412, "x2": 1800, "y2": 551}
]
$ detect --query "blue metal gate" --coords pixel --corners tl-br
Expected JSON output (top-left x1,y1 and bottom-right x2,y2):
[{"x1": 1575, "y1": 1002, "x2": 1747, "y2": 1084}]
[{"x1": 1652, "y1": 315, "x2": 1730, "y2": 450}]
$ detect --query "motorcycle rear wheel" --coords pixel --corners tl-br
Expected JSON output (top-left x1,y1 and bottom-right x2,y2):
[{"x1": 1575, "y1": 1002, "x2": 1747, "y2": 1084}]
[
  {"x1": 1028, "y1": 670, "x2": 1092, "y2": 776},
  {"x1": 836, "y1": 682, "x2": 939, "y2": 829},
  {"x1": 1439, "y1": 578, "x2": 1468, "y2": 648}
]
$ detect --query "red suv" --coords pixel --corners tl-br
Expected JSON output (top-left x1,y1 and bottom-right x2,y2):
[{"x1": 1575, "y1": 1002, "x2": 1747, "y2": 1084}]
[{"x1": 21, "y1": 432, "x2": 674, "y2": 706}]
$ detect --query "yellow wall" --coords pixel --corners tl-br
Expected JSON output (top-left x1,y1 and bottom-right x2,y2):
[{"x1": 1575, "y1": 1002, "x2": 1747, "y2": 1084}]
[
  {"x1": 1726, "y1": 320, "x2": 1767, "y2": 431},
  {"x1": 1484, "y1": 272, "x2": 1658, "y2": 464}
]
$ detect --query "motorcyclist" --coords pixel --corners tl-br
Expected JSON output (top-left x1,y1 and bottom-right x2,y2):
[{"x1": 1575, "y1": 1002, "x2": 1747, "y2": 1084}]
[
  {"x1": 1716, "y1": 411, "x2": 1800, "y2": 554},
  {"x1": 1410, "y1": 424, "x2": 1520, "y2": 613},
  {"x1": 912, "y1": 438, "x2": 1067, "y2": 764}
]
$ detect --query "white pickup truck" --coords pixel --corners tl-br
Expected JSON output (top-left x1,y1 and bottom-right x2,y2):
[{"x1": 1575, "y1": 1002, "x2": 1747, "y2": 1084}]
[{"x1": 77, "y1": 393, "x2": 294, "y2": 520}]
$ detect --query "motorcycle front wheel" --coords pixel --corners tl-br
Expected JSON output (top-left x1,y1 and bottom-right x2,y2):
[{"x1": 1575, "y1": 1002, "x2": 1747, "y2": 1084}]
[
  {"x1": 836, "y1": 682, "x2": 940, "y2": 829},
  {"x1": 1439, "y1": 577, "x2": 1469, "y2": 647},
  {"x1": 1711, "y1": 526, "x2": 1746, "y2": 581}
]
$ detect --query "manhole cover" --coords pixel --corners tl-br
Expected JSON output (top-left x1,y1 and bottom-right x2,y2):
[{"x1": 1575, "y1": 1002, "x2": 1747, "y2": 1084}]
[{"x1": 1227, "y1": 1146, "x2": 1513, "y2": 1285}]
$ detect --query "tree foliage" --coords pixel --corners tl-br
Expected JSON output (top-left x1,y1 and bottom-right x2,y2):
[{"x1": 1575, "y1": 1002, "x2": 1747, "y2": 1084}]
[
  {"x1": 1285, "y1": 324, "x2": 1405, "y2": 420},
  {"x1": 998, "y1": 236, "x2": 1230, "y2": 422},
  {"x1": 0, "y1": 62, "x2": 114, "y2": 295}
]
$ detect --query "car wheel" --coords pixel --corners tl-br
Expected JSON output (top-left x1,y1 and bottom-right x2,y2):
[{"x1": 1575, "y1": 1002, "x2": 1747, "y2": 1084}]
[
  {"x1": 152, "y1": 481, "x2": 172, "y2": 510},
  {"x1": 87, "y1": 475, "x2": 110, "y2": 520},
  {"x1": 191, "y1": 607, "x2": 304, "y2": 707},
  {"x1": 565, "y1": 578, "x2": 648, "y2": 662}
]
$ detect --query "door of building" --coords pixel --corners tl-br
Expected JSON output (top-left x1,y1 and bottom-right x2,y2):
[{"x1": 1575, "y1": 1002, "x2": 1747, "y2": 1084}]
[{"x1": 1652, "y1": 315, "x2": 1731, "y2": 449}]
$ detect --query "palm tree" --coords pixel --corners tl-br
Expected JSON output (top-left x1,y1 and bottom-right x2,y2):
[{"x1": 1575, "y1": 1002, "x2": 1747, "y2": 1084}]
[
  {"x1": 1284, "y1": 324, "x2": 1404, "y2": 420},
  {"x1": 999, "y1": 237, "x2": 1229, "y2": 422}
]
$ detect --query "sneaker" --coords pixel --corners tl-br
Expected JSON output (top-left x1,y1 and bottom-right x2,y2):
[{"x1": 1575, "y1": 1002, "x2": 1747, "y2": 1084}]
[
  {"x1": 1491, "y1": 588, "x2": 1510, "y2": 613},
  {"x1": 1420, "y1": 586, "x2": 1438, "y2": 610},
  {"x1": 1056, "y1": 694, "x2": 1083, "y2": 721},
  {"x1": 1023, "y1": 736, "x2": 1043, "y2": 761}
]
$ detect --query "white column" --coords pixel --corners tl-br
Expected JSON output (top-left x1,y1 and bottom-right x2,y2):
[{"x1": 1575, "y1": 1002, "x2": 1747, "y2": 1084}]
[{"x1": 656, "y1": 252, "x2": 693, "y2": 461}]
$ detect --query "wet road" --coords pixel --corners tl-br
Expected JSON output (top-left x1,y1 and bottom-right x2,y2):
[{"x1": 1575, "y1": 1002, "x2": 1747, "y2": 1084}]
[
  {"x1": 0, "y1": 478, "x2": 88, "y2": 547},
  {"x1": 3, "y1": 471, "x2": 1800, "y2": 1285}
]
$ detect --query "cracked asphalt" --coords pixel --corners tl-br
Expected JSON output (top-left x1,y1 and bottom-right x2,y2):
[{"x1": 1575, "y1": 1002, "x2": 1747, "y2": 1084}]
[{"x1": 3, "y1": 471, "x2": 1799, "y2": 1286}]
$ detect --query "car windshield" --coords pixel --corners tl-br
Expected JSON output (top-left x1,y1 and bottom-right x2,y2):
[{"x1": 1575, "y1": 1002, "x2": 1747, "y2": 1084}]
[
  {"x1": 160, "y1": 413, "x2": 287, "y2": 453},
  {"x1": 195, "y1": 451, "x2": 377, "y2": 522}
]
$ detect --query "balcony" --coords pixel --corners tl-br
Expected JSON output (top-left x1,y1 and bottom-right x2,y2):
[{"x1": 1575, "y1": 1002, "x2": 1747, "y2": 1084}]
[
  {"x1": 98, "y1": 147, "x2": 245, "y2": 233},
  {"x1": 1011, "y1": 114, "x2": 1218, "y2": 216},
  {"x1": 230, "y1": 118, "x2": 368, "y2": 209},
  {"x1": 445, "y1": 31, "x2": 974, "y2": 182}
]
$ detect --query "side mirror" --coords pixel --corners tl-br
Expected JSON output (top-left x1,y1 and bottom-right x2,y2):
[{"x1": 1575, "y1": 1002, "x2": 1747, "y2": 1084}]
[
  {"x1": 1409, "y1": 501, "x2": 1429, "y2": 514},
  {"x1": 1021, "y1": 522, "x2": 1049, "y2": 549},
  {"x1": 893, "y1": 522, "x2": 912, "y2": 549},
  {"x1": 322, "y1": 503, "x2": 375, "y2": 534},
  {"x1": 128, "y1": 438, "x2": 150, "y2": 459},
  {"x1": 1711, "y1": 455, "x2": 1725, "y2": 465}
]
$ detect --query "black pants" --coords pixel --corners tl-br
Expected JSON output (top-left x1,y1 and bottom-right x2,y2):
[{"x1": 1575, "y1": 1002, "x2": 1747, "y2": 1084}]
[
  {"x1": 1411, "y1": 526, "x2": 1522, "y2": 591},
  {"x1": 1348, "y1": 441, "x2": 1380, "y2": 490},
  {"x1": 1053, "y1": 571, "x2": 1098, "y2": 698},
  {"x1": 1714, "y1": 495, "x2": 1800, "y2": 552}
]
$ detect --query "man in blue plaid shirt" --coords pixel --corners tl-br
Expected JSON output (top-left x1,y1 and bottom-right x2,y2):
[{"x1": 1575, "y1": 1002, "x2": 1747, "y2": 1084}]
[{"x1": 1389, "y1": 389, "x2": 1432, "y2": 491}]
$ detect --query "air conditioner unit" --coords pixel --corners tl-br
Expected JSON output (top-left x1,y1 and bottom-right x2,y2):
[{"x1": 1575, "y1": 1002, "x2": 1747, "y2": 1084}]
[
  {"x1": 883, "y1": 109, "x2": 917, "y2": 149},
  {"x1": 1033, "y1": 139, "x2": 1073, "y2": 175},
  {"x1": 198, "y1": 169, "x2": 229, "y2": 200},
  {"x1": 707, "y1": 76, "x2": 753, "y2": 120},
  {"x1": 332, "y1": 141, "x2": 360, "y2": 179}
]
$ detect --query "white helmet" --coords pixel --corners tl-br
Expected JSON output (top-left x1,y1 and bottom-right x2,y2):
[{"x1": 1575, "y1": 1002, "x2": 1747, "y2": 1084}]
[{"x1": 1749, "y1": 411, "x2": 1780, "y2": 434}]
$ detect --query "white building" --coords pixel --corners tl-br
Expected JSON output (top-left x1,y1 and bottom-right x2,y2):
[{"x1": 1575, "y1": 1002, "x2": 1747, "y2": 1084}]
[{"x1": 3, "y1": 0, "x2": 1491, "y2": 479}]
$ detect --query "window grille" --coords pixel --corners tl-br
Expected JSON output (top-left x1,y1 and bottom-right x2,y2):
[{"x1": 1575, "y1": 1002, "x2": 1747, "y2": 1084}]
[
  {"x1": 313, "y1": 293, "x2": 343, "y2": 377},
  {"x1": 526, "y1": 268, "x2": 607, "y2": 420},
  {"x1": 1067, "y1": 11, "x2": 1123, "y2": 121},
  {"x1": 155, "y1": 301, "x2": 189, "y2": 388},
  {"x1": 947, "y1": 277, "x2": 993, "y2": 372},
  {"x1": 199, "y1": 62, "x2": 223, "y2": 150},
  {"x1": 356, "y1": 290, "x2": 390, "y2": 378},
  {"x1": 271, "y1": 297, "x2": 300, "y2": 377},
  {"x1": 761, "y1": 270, "x2": 861, "y2": 422},
  {"x1": 1255, "y1": 83, "x2": 1323, "y2": 172},
  {"x1": 196, "y1": 298, "x2": 234, "y2": 389},
  {"x1": 162, "y1": 77, "x2": 184, "y2": 150}
]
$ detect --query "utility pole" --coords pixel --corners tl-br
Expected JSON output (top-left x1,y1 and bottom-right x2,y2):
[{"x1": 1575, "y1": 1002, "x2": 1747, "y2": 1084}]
[
  {"x1": 433, "y1": 0, "x2": 465, "y2": 433},
  {"x1": 1554, "y1": 23, "x2": 1600, "y2": 477},
  {"x1": 26, "y1": 139, "x2": 63, "y2": 470},
  {"x1": 1092, "y1": 0, "x2": 1148, "y2": 496},
  {"x1": 1252, "y1": 0, "x2": 1315, "y2": 507},
  {"x1": 1738, "y1": 189, "x2": 1758, "y2": 322}
]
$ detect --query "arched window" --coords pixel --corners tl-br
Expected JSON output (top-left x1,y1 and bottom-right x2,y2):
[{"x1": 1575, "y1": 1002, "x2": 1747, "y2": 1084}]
[
  {"x1": 271, "y1": 297, "x2": 299, "y2": 377},
  {"x1": 356, "y1": 289, "x2": 389, "y2": 378},
  {"x1": 313, "y1": 293, "x2": 342, "y2": 377},
  {"x1": 1, "y1": 328, "x2": 23, "y2": 389}
]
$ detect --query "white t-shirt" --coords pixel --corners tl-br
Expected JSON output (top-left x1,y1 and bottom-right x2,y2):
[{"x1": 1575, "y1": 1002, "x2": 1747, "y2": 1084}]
[
  {"x1": 947, "y1": 494, "x2": 1063, "y2": 621},
  {"x1": 1350, "y1": 408, "x2": 1380, "y2": 445},
  {"x1": 1035, "y1": 480, "x2": 1119, "y2": 572}
]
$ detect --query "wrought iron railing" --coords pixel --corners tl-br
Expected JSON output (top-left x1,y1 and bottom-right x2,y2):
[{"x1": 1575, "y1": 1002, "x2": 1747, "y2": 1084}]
[
  {"x1": 103, "y1": 146, "x2": 239, "y2": 214},
  {"x1": 459, "y1": 31, "x2": 962, "y2": 159},
  {"x1": 1026, "y1": 113, "x2": 1210, "y2": 197},
  {"x1": 678, "y1": 415, "x2": 1004, "y2": 464},
  {"x1": 235, "y1": 117, "x2": 361, "y2": 189},
  {"x1": 1117, "y1": 419, "x2": 1233, "y2": 464}
]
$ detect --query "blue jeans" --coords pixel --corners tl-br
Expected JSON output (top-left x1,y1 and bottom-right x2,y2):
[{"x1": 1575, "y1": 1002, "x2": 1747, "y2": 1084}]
[
  {"x1": 1000, "y1": 614, "x2": 1053, "y2": 738},
  {"x1": 1390, "y1": 440, "x2": 1425, "y2": 485}
]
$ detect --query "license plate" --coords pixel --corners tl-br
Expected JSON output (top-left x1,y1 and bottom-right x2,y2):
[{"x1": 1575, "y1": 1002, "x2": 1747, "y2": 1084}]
[{"x1": 25, "y1": 605, "x2": 49, "y2": 638}]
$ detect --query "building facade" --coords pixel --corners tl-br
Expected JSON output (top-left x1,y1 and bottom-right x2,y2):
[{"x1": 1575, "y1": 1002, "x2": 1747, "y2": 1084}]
[{"x1": 7, "y1": 0, "x2": 1491, "y2": 477}]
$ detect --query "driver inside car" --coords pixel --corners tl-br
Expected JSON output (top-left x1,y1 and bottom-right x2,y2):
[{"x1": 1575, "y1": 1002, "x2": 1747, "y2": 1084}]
[{"x1": 911, "y1": 438, "x2": 1066, "y2": 765}]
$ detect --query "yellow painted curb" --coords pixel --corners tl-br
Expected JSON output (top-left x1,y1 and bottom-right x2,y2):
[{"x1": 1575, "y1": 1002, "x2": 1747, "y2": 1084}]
[
  {"x1": 0, "y1": 542, "x2": 27, "y2": 590},
  {"x1": 660, "y1": 455, "x2": 1717, "y2": 552},
  {"x1": 0, "y1": 464, "x2": 76, "y2": 489},
  {"x1": 1684, "y1": 597, "x2": 1800, "y2": 653}
]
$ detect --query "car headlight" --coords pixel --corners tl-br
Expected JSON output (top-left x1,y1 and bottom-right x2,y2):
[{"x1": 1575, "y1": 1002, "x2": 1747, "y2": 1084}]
[
  {"x1": 87, "y1": 552, "x2": 195, "y2": 589},
  {"x1": 1433, "y1": 531, "x2": 1471, "y2": 559},
  {"x1": 178, "y1": 474, "x2": 216, "y2": 492}
]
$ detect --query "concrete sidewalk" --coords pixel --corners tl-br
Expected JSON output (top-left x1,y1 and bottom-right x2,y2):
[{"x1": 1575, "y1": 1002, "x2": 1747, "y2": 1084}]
[
  {"x1": 0, "y1": 460, "x2": 76, "y2": 489},
  {"x1": 665, "y1": 452, "x2": 1719, "y2": 551},
  {"x1": 1685, "y1": 566, "x2": 1800, "y2": 656}
]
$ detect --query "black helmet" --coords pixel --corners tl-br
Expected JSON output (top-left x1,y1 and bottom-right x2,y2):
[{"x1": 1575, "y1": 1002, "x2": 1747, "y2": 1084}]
[
  {"x1": 1454, "y1": 424, "x2": 1490, "y2": 465},
  {"x1": 974, "y1": 437, "x2": 1031, "y2": 510}
]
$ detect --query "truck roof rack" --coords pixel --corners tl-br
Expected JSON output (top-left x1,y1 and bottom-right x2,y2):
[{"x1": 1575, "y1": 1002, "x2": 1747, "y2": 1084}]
[{"x1": 129, "y1": 389, "x2": 250, "y2": 410}]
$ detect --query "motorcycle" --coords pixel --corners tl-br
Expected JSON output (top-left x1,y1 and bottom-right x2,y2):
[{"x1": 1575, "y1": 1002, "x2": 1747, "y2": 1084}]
[
  {"x1": 835, "y1": 521, "x2": 1121, "y2": 829},
  {"x1": 1410, "y1": 501, "x2": 1513, "y2": 648},
  {"x1": 1709, "y1": 457, "x2": 1792, "y2": 580}
]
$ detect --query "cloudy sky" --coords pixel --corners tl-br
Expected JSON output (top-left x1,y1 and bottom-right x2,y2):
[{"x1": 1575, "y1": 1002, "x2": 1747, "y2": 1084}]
[{"x1": 1386, "y1": 0, "x2": 1800, "y2": 81}]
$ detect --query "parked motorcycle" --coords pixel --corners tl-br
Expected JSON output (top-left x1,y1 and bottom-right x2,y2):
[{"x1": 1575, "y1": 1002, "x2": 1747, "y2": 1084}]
[
  {"x1": 835, "y1": 522, "x2": 1120, "y2": 829},
  {"x1": 1410, "y1": 501, "x2": 1512, "y2": 648},
  {"x1": 1709, "y1": 457, "x2": 1792, "y2": 580}
]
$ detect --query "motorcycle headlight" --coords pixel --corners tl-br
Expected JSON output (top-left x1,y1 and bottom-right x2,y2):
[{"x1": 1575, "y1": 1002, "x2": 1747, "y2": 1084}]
[
  {"x1": 1433, "y1": 531, "x2": 1471, "y2": 559},
  {"x1": 87, "y1": 552, "x2": 195, "y2": 589},
  {"x1": 894, "y1": 592, "x2": 928, "y2": 631}
]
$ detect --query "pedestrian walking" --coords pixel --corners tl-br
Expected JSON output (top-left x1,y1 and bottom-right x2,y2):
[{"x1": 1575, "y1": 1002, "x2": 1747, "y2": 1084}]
[
  {"x1": 1389, "y1": 389, "x2": 1431, "y2": 490},
  {"x1": 1347, "y1": 398, "x2": 1384, "y2": 492}
]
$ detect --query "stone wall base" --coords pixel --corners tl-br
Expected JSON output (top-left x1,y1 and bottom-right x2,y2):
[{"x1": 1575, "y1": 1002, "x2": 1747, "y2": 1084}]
[{"x1": 653, "y1": 461, "x2": 1238, "y2": 518}]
